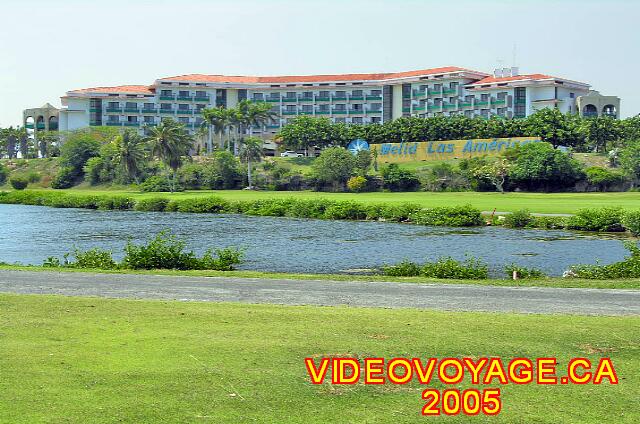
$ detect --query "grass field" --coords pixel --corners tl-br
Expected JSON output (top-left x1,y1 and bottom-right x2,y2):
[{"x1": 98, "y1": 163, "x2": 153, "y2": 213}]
[
  {"x1": 22, "y1": 188, "x2": 640, "y2": 214},
  {"x1": 1, "y1": 294, "x2": 638, "y2": 423},
  {"x1": 2, "y1": 264, "x2": 639, "y2": 290}
]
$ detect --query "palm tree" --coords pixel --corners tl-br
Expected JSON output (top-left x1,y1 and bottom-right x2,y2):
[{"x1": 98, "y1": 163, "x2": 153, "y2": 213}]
[
  {"x1": 234, "y1": 100, "x2": 278, "y2": 156},
  {"x1": 201, "y1": 107, "x2": 229, "y2": 153},
  {"x1": 113, "y1": 129, "x2": 146, "y2": 184},
  {"x1": 146, "y1": 118, "x2": 193, "y2": 192},
  {"x1": 239, "y1": 136, "x2": 264, "y2": 189}
]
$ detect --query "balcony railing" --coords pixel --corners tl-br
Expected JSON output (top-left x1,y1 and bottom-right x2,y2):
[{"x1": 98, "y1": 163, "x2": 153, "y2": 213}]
[
  {"x1": 443, "y1": 103, "x2": 457, "y2": 109},
  {"x1": 176, "y1": 109, "x2": 192, "y2": 115},
  {"x1": 105, "y1": 107, "x2": 122, "y2": 113},
  {"x1": 25, "y1": 123, "x2": 34, "y2": 129},
  {"x1": 194, "y1": 96, "x2": 210, "y2": 102},
  {"x1": 89, "y1": 121, "x2": 102, "y2": 126},
  {"x1": 266, "y1": 97, "x2": 280, "y2": 102},
  {"x1": 427, "y1": 88, "x2": 442, "y2": 95},
  {"x1": 159, "y1": 109, "x2": 175, "y2": 114},
  {"x1": 348, "y1": 109, "x2": 364, "y2": 114},
  {"x1": 366, "y1": 109, "x2": 382, "y2": 114},
  {"x1": 412, "y1": 91, "x2": 427, "y2": 99},
  {"x1": 460, "y1": 102, "x2": 473, "y2": 108},
  {"x1": 475, "y1": 101, "x2": 489, "y2": 107},
  {"x1": 315, "y1": 110, "x2": 330, "y2": 115},
  {"x1": 366, "y1": 95, "x2": 382, "y2": 100},
  {"x1": 89, "y1": 108, "x2": 102, "y2": 112},
  {"x1": 106, "y1": 122, "x2": 122, "y2": 126},
  {"x1": 402, "y1": 107, "x2": 411, "y2": 113},
  {"x1": 176, "y1": 96, "x2": 192, "y2": 101},
  {"x1": 123, "y1": 122, "x2": 139, "y2": 127},
  {"x1": 332, "y1": 110, "x2": 347, "y2": 114},
  {"x1": 141, "y1": 108, "x2": 157, "y2": 114},
  {"x1": 514, "y1": 99, "x2": 526, "y2": 105},
  {"x1": 300, "y1": 110, "x2": 314, "y2": 115},
  {"x1": 299, "y1": 97, "x2": 314, "y2": 102},
  {"x1": 282, "y1": 110, "x2": 297, "y2": 115},
  {"x1": 442, "y1": 88, "x2": 457, "y2": 95},
  {"x1": 332, "y1": 96, "x2": 348, "y2": 101},
  {"x1": 282, "y1": 98, "x2": 297, "y2": 103},
  {"x1": 36, "y1": 123, "x2": 46, "y2": 130},
  {"x1": 349, "y1": 96, "x2": 365, "y2": 101},
  {"x1": 427, "y1": 105, "x2": 441, "y2": 111},
  {"x1": 492, "y1": 99, "x2": 506, "y2": 106},
  {"x1": 159, "y1": 95, "x2": 175, "y2": 101},
  {"x1": 414, "y1": 106, "x2": 426, "y2": 112},
  {"x1": 124, "y1": 108, "x2": 140, "y2": 113},
  {"x1": 583, "y1": 112, "x2": 599, "y2": 118}
]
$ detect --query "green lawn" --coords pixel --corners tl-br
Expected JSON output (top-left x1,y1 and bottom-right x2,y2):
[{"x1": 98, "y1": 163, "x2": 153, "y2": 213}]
[
  {"x1": 28, "y1": 188, "x2": 640, "y2": 214},
  {"x1": 1, "y1": 294, "x2": 637, "y2": 423}
]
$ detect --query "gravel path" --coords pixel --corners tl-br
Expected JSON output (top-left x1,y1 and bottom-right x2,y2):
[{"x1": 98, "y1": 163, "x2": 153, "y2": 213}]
[{"x1": 0, "y1": 270, "x2": 638, "y2": 316}]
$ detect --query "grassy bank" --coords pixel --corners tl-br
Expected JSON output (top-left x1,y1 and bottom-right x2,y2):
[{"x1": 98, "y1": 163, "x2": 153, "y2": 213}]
[
  {"x1": 1, "y1": 294, "x2": 637, "y2": 423},
  {"x1": 10, "y1": 188, "x2": 640, "y2": 214},
  {"x1": 2, "y1": 265, "x2": 639, "y2": 289}
]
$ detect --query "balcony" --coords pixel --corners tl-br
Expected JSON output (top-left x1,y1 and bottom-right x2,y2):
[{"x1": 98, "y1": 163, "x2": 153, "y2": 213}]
[
  {"x1": 105, "y1": 107, "x2": 122, "y2": 113},
  {"x1": 36, "y1": 123, "x2": 46, "y2": 130},
  {"x1": 159, "y1": 109, "x2": 175, "y2": 114},
  {"x1": 427, "y1": 89, "x2": 442, "y2": 96},
  {"x1": 332, "y1": 110, "x2": 347, "y2": 114},
  {"x1": 348, "y1": 109, "x2": 364, "y2": 114},
  {"x1": 282, "y1": 97, "x2": 297, "y2": 103},
  {"x1": 366, "y1": 95, "x2": 382, "y2": 101},
  {"x1": 282, "y1": 110, "x2": 298, "y2": 115},
  {"x1": 266, "y1": 97, "x2": 280, "y2": 103},
  {"x1": 349, "y1": 96, "x2": 365, "y2": 101},
  {"x1": 427, "y1": 105, "x2": 441, "y2": 111},
  {"x1": 583, "y1": 112, "x2": 599, "y2": 118},
  {"x1": 414, "y1": 106, "x2": 426, "y2": 112},
  {"x1": 123, "y1": 121, "x2": 140, "y2": 127},
  {"x1": 266, "y1": 124, "x2": 280, "y2": 129},
  {"x1": 25, "y1": 123, "x2": 34, "y2": 129},
  {"x1": 300, "y1": 111, "x2": 314, "y2": 115},
  {"x1": 315, "y1": 96, "x2": 330, "y2": 102},
  {"x1": 442, "y1": 88, "x2": 457, "y2": 95},
  {"x1": 402, "y1": 107, "x2": 411, "y2": 113},
  {"x1": 412, "y1": 91, "x2": 427, "y2": 99},
  {"x1": 402, "y1": 93, "x2": 411, "y2": 99},
  {"x1": 492, "y1": 99, "x2": 506, "y2": 106},
  {"x1": 460, "y1": 102, "x2": 473, "y2": 108},
  {"x1": 159, "y1": 95, "x2": 175, "y2": 101},
  {"x1": 106, "y1": 122, "x2": 122, "y2": 126},
  {"x1": 443, "y1": 103, "x2": 457, "y2": 109},
  {"x1": 176, "y1": 109, "x2": 192, "y2": 115},
  {"x1": 315, "y1": 110, "x2": 330, "y2": 115},
  {"x1": 332, "y1": 96, "x2": 348, "y2": 101},
  {"x1": 194, "y1": 96, "x2": 211, "y2": 102},
  {"x1": 142, "y1": 122, "x2": 157, "y2": 127},
  {"x1": 89, "y1": 121, "x2": 102, "y2": 126},
  {"x1": 366, "y1": 109, "x2": 382, "y2": 114},
  {"x1": 475, "y1": 101, "x2": 489, "y2": 107},
  {"x1": 89, "y1": 108, "x2": 102, "y2": 112},
  {"x1": 124, "y1": 108, "x2": 140, "y2": 113},
  {"x1": 514, "y1": 99, "x2": 526, "y2": 105},
  {"x1": 141, "y1": 108, "x2": 157, "y2": 114},
  {"x1": 176, "y1": 96, "x2": 192, "y2": 101},
  {"x1": 299, "y1": 97, "x2": 314, "y2": 102}
]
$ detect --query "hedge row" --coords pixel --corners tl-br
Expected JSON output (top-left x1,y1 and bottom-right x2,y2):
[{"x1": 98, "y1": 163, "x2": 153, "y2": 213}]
[{"x1": 2, "y1": 191, "x2": 639, "y2": 234}]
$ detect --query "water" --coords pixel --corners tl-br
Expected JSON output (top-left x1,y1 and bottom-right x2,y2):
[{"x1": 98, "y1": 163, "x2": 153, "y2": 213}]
[{"x1": 0, "y1": 204, "x2": 629, "y2": 276}]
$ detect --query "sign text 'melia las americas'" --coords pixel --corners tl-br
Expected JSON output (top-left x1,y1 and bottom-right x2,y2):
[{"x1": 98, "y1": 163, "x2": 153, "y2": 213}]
[{"x1": 372, "y1": 137, "x2": 541, "y2": 163}]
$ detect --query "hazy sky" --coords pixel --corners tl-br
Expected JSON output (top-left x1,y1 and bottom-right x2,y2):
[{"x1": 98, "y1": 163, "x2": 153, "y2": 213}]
[{"x1": 1, "y1": 0, "x2": 638, "y2": 126}]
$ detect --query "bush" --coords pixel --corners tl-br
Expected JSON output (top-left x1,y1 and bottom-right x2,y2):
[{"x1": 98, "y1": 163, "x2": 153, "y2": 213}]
[
  {"x1": 0, "y1": 163, "x2": 7, "y2": 185},
  {"x1": 167, "y1": 197, "x2": 228, "y2": 213},
  {"x1": 410, "y1": 205, "x2": 484, "y2": 227},
  {"x1": 140, "y1": 176, "x2": 175, "y2": 192},
  {"x1": 568, "y1": 241, "x2": 640, "y2": 279},
  {"x1": 530, "y1": 216, "x2": 567, "y2": 229},
  {"x1": 323, "y1": 201, "x2": 367, "y2": 220},
  {"x1": 26, "y1": 172, "x2": 42, "y2": 183},
  {"x1": 566, "y1": 207, "x2": 625, "y2": 232},
  {"x1": 9, "y1": 176, "x2": 29, "y2": 190},
  {"x1": 503, "y1": 209, "x2": 534, "y2": 228},
  {"x1": 381, "y1": 164, "x2": 420, "y2": 191},
  {"x1": 97, "y1": 196, "x2": 136, "y2": 211},
  {"x1": 381, "y1": 260, "x2": 422, "y2": 277},
  {"x1": 421, "y1": 256, "x2": 488, "y2": 279},
  {"x1": 585, "y1": 167, "x2": 625, "y2": 191},
  {"x1": 622, "y1": 210, "x2": 640, "y2": 236},
  {"x1": 122, "y1": 231, "x2": 243, "y2": 270},
  {"x1": 364, "y1": 203, "x2": 422, "y2": 222},
  {"x1": 504, "y1": 264, "x2": 546, "y2": 279},
  {"x1": 51, "y1": 166, "x2": 78, "y2": 189},
  {"x1": 134, "y1": 197, "x2": 170, "y2": 212},
  {"x1": 66, "y1": 248, "x2": 118, "y2": 269},
  {"x1": 347, "y1": 175, "x2": 367, "y2": 192}
]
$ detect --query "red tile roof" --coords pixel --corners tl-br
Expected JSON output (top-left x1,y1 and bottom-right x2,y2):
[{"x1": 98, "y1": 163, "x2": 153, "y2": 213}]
[
  {"x1": 68, "y1": 85, "x2": 154, "y2": 95},
  {"x1": 467, "y1": 74, "x2": 554, "y2": 85},
  {"x1": 158, "y1": 66, "x2": 484, "y2": 84}
]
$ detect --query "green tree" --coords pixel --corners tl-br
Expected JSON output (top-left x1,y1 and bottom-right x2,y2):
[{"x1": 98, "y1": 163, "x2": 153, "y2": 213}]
[
  {"x1": 57, "y1": 131, "x2": 101, "y2": 185},
  {"x1": 35, "y1": 131, "x2": 61, "y2": 158},
  {"x1": 204, "y1": 151, "x2": 241, "y2": 189},
  {"x1": 146, "y1": 118, "x2": 194, "y2": 192},
  {"x1": 113, "y1": 130, "x2": 147, "y2": 184},
  {"x1": 620, "y1": 140, "x2": 640, "y2": 184},
  {"x1": 239, "y1": 136, "x2": 263, "y2": 189},
  {"x1": 201, "y1": 107, "x2": 231, "y2": 153},
  {"x1": 526, "y1": 108, "x2": 584, "y2": 149},
  {"x1": 354, "y1": 149, "x2": 372, "y2": 176},
  {"x1": 585, "y1": 166, "x2": 625, "y2": 191},
  {"x1": 506, "y1": 142, "x2": 584, "y2": 191},
  {"x1": 472, "y1": 158, "x2": 512, "y2": 193},
  {"x1": 582, "y1": 115, "x2": 622, "y2": 153},
  {"x1": 312, "y1": 147, "x2": 356, "y2": 191},
  {"x1": 277, "y1": 116, "x2": 335, "y2": 154}
]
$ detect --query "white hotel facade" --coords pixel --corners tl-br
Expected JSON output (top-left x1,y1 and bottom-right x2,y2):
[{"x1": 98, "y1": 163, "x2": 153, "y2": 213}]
[{"x1": 51, "y1": 66, "x2": 620, "y2": 137}]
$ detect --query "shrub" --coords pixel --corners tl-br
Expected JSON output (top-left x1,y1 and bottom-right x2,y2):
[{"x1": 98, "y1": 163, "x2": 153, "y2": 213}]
[
  {"x1": 168, "y1": 197, "x2": 228, "y2": 213},
  {"x1": 622, "y1": 210, "x2": 640, "y2": 236},
  {"x1": 410, "y1": 205, "x2": 484, "y2": 227},
  {"x1": 585, "y1": 166, "x2": 625, "y2": 191},
  {"x1": 503, "y1": 209, "x2": 534, "y2": 228},
  {"x1": 566, "y1": 207, "x2": 625, "y2": 232},
  {"x1": 140, "y1": 175, "x2": 174, "y2": 192},
  {"x1": 531, "y1": 216, "x2": 567, "y2": 229},
  {"x1": 421, "y1": 256, "x2": 489, "y2": 279},
  {"x1": 323, "y1": 201, "x2": 367, "y2": 220},
  {"x1": 97, "y1": 196, "x2": 136, "y2": 211},
  {"x1": 51, "y1": 166, "x2": 78, "y2": 189},
  {"x1": 504, "y1": 264, "x2": 546, "y2": 279},
  {"x1": 347, "y1": 175, "x2": 367, "y2": 192},
  {"x1": 568, "y1": 241, "x2": 640, "y2": 279},
  {"x1": 381, "y1": 164, "x2": 420, "y2": 191},
  {"x1": 9, "y1": 176, "x2": 29, "y2": 190},
  {"x1": 66, "y1": 248, "x2": 118, "y2": 269},
  {"x1": 381, "y1": 260, "x2": 422, "y2": 277},
  {"x1": 134, "y1": 197, "x2": 170, "y2": 212},
  {"x1": 285, "y1": 199, "x2": 334, "y2": 219},
  {"x1": 364, "y1": 203, "x2": 422, "y2": 222},
  {"x1": 312, "y1": 147, "x2": 356, "y2": 190},
  {"x1": 122, "y1": 231, "x2": 243, "y2": 270},
  {"x1": 26, "y1": 172, "x2": 42, "y2": 183}
]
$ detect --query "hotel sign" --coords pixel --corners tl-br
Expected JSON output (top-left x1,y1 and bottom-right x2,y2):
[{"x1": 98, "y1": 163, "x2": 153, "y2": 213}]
[{"x1": 372, "y1": 137, "x2": 541, "y2": 163}]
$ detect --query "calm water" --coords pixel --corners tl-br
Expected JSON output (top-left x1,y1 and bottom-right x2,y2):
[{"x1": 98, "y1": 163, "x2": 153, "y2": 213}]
[{"x1": 0, "y1": 204, "x2": 629, "y2": 276}]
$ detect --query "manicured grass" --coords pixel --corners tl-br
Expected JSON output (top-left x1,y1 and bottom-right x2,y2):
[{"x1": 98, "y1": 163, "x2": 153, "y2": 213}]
[
  {"x1": 24, "y1": 188, "x2": 640, "y2": 214},
  {"x1": 1, "y1": 264, "x2": 639, "y2": 289},
  {"x1": 0, "y1": 294, "x2": 637, "y2": 423}
]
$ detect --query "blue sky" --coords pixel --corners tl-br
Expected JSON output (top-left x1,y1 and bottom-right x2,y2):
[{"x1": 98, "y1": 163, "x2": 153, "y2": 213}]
[{"x1": 1, "y1": 0, "x2": 638, "y2": 126}]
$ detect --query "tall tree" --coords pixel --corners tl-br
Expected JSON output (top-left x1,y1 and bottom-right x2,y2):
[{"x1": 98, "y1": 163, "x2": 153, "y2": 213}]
[
  {"x1": 526, "y1": 108, "x2": 584, "y2": 149},
  {"x1": 582, "y1": 115, "x2": 622, "y2": 153},
  {"x1": 146, "y1": 118, "x2": 194, "y2": 192},
  {"x1": 239, "y1": 136, "x2": 263, "y2": 189},
  {"x1": 201, "y1": 107, "x2": 230, "y2": 153},
  {"x1": 113, "y1": 129, "x2": 147, "y2": 184},
  {"x1": 234, "y1": 100, "x2": 277, "y2": 155}
]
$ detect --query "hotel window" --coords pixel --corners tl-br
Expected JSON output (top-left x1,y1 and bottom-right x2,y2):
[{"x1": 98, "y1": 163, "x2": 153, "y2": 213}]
[
  {"x1": 195, "y1": 104, "x2": 205, "y2": 112},
  {"x1": 481, "y1": 109, "x2": 490, "y2": 118},
  {"x1": 318, "y1": 104, "x2": 329, "y2": 111},
  {"x1": 371, "y1": 89, "x2": 382, "y2": 96},
  {"x1": 370, "y1": 103, "x2": 382, "y2": 111},
  {"x1": 178, "y1": 104, "x2": 189, "y2": 111},
  {"x1": 334, "y1": 104, "x2": 346, "y2": 111},
  {"x1": 160, "y1": 90, "x2": 173, "y2": 97},
  {"x1": 195, "y1": 117, "x2": 204, "y2": 126},
  {"x1": 334, "y1": 91, "x2": 346, "y2": 98},
  {"x1": 434, "y1": 98, "x2": 442, "y2": 106},
  {"x1": 108, "y1": 115, "x2": 119, "y2": 123},
  {"x1": 160, "y1": 103, "x2": 172, "y2": 110},
  {"x1": 196, "y1": 91, "x2": 207, "y2": 98},
  {"x1": 144, "y1": 116, "x2": 154, "y2": 123},
  {"x1": 302, "y1": 105, "x2": 312, "y2": 112},
  {"x1": 481, "y1": 93, "x2": 490, "y2": 101},
  {"x1": 351, "y1": 90, "x2": 363, "y2": 97},
  {"x1": 143, "y1": 103, "x2": 155, "y2": 110},
  {"x1": 178, "y1": 117, "x2": 190, "y2": 124},
  {"x1": 497, "y1": 108, "x2": 507, "y2": 116},
  {"x1": 352, "y1": 104, "x2": 363, "y2": 111},
  {"x1": 269, "y1": 92, "x2": 280, "y2": 100},
  {"x1": 108, "y1": 101, "x2": 119, "y2": 109},
  {"x1": 253, "y1": 93, "x2": 264, "y2": 101},
  {"x1": 497, "y1": 92, "x2": 507, "y2": 100},
  {"x1": 179, "y1": 91, "x2": 190, "y2": 98},
  {"x1": 302, "y1": 92, "x2": 313, "y2": 99},
  {"x1": 371, "y1": 116, "x2": 381, "y2": 123},
  {"x1": 450, "y1": 82, "x2": 459, "y2": 90},
  {"x1": 465, "y1": 110, "x2": 474, "y2": 118},
  {"x1": 286, "y1": 105, "x2": 296, "y2": 111},
  {"x1": 125, "y1": 102, "x2": 137, "y2": 110},
  {"x1": 319, "y1": 91, "x2": 330, "y2": 97},
  {"x1": 270, "y1": 106, "x2": 279, "y2": 113},
  {"x1": 514, "y1": 87, "x2": 526, "y2": 117},
  {"x1": 334, "y1": 117, "x2": 346, "y2": 123},
  {"x1": 449, "y1": 97, "x2": 456, "y2": 103},
  {"x1": 570, "y1": 92, "x2": 575, "y2": 98},
  {"x1": 352, "y1": 117, "x2": 363, "y2": 124},
  {"x1": 127, "y1": 116, "x2": 137, "y2": 123},
  {"x1": 465, "y1": 95, "x2": 474, "y2": 102},
  {"x1": 286, "y1": 92, "x2": 296, "y2": 99},
  {"x1": 433, "y1": 83, "x2": 442, "y2": 91}
]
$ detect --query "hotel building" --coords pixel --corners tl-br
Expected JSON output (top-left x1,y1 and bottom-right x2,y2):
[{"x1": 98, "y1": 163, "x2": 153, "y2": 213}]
[{"x1": 25, "y1": 66, "x2": 620, "y2": 138}]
